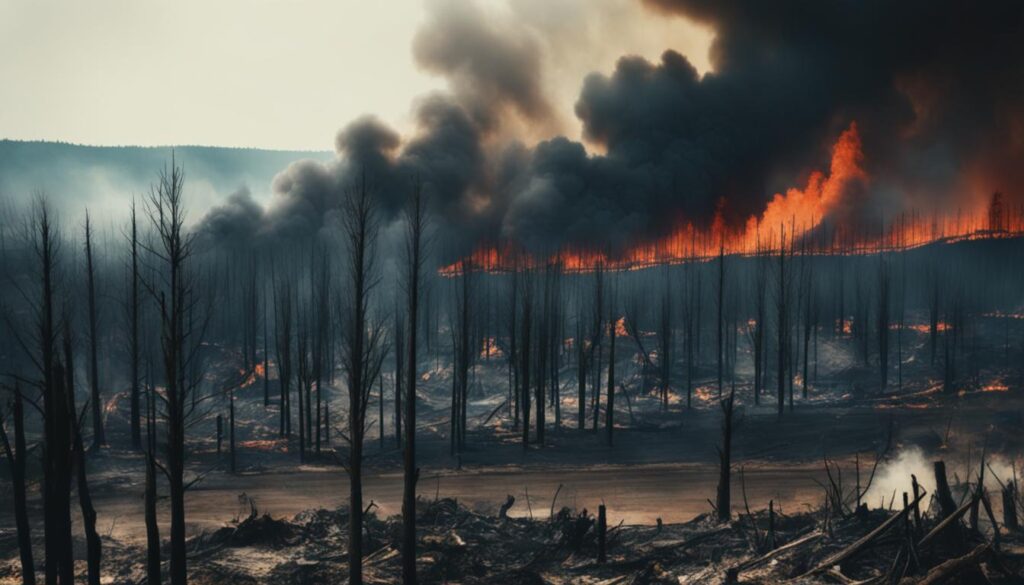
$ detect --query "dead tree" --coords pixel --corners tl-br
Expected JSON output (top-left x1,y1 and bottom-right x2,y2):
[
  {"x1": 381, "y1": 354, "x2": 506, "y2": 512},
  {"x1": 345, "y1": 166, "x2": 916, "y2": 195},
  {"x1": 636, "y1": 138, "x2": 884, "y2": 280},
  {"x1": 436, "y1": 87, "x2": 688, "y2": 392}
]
[
  {"x1": 314, "y1": 250, "x2": 330, "y2": 453},
  {"x1": 296, "y1": 315, "x2": 309, "y2": 463},
  {"x1": 548, "y1": 266, "x2": 562, "y2": 431},
  {"x1": 575, "y1": 302, "x2": 587, "y2": 430},
  {"x1": 716, "y1": 385, "x2": 736, "y2": 522},
  {"x1": 84, "y1": 212, "x2": 106, "y2": 447},
  {"x1": 402, "y1": 179, "x2": 425, "y2": 585},
  {"x1": 0, "y1": 382, "x2": 35, "y2": 585},
  {"x1": 520, "y1": 269, "x2": 534, "y2": 448},
  {"x1": 658, "y1": 268, "x2": 672, "y2": 410},
  {"x1": 801, "y1": 247, "x2": 814, "y2": 399},
  {"x1": 65, "y1": 325, "x2": 102, "y2": 585},
  {"x1": 606, "y1": 291, "x2": 617, "y2": 447},
  {"x1": 535, "y1": 265, "x2": 550, "y2": 445},
  {"x1": 263, "y1": 290, "x2": 270, "y2": 408},
  {"x1": 274, "y1": 278, "x2": 293, "y2": 437},
  {"x1": 394, "y1": 308, "x2": 404, "y2": 449},
  {"x1": 590, "y1": 264, "x2": 605, "y2": 428},
  {"x1": 775, "y1": 226, "x2": 790, "y2": 417},
  {"x1": 750, "y1": 242, "x2": 767, "y2": 405},
  {"x1": 339, "y1": 174, "x2": 389, "y2": 585},
  {"x1": 127, "y1": 202, "x2": 143, "y2": 449},
  {"x1": 508, "y1": 266, "x2": 519, "y2": 425},
  {"x1": 450, "y1": 263, "x2": 473, "y2": 453},
  {"x1": 145, "y1": 362, "x2": 161, "y2": 585},
  {"x1": 717, "y1": 243, "x2": 725, "y2": 398},
  {"x1": 144, "y1": 160, "x2": 209, "y2": 585},
  {"x1": 19, "y1": 198, "x2": 77, "y2": 584}
]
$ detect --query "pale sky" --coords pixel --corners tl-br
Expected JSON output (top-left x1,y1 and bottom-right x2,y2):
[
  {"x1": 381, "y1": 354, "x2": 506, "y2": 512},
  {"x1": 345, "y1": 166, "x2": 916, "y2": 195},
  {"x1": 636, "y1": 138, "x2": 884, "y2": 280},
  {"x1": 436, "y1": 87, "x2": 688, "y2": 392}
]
[{"x1": 0, "y1": 0, "x2": 712, "y2": 150}]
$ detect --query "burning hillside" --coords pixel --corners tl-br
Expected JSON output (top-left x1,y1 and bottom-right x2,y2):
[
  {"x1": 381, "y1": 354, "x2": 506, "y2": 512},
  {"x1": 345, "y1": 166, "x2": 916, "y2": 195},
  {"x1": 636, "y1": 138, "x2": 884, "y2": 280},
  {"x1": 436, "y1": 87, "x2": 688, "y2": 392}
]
[{"x1": 442, "y1": 122, "x2": 1024, "y2": 275}]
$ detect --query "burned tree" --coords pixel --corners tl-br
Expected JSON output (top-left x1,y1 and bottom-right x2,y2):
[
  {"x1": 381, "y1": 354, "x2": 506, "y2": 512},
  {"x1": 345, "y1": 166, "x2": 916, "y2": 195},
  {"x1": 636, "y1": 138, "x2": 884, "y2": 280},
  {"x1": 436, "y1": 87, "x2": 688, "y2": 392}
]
[
  {"x1": 606, "y1": 287, "x2": 617, "y2": 448},
  {"x1": 126, "y1": 201, "x2": 143, "y2": 449},
  {"x1": 64, "y1": 322, "x2": 102, "y2": 585},
  {"x1": 339, "y1": 175, "x2": 389, "y2": 585},
  {"x1": 877, "y1": 256, "x2": 890, "y2": 391},
  {"x1": 716, "y1": 385, "x2": 736, "y2": 522},
  {"x1": 658, "y1": 267, "x2": 672, "y2": 410},
  {"x1": 774, "y1": 227, "x2": 791, "y2": 416},
  {"x1": 520, "y1": 268, "x2": 534, "y2": 448},
  {"x1": 84, "y1": 212, "x2": 106, "y2": 447},
  {"x1": 394, "y1": 306, "x2": 404, "y2": 449},
  {"x1": 274, "y1": 277, "x2": 294, "y2": 438},
  {"x1": 144, "y1": 363, "x2": 161, "y2": 585},
  {"x1": 0, "y1": 382, "x2": 34, "y2": 585},
  {"x1": 450, "y1": 261, "x2": 474, "y2": 454},
  {"x1": 144, "y1": 160, "x2": 210, "y2": 585},
  {"x1": 402, "y1": 179, "x2": 426, "y2": 585}
]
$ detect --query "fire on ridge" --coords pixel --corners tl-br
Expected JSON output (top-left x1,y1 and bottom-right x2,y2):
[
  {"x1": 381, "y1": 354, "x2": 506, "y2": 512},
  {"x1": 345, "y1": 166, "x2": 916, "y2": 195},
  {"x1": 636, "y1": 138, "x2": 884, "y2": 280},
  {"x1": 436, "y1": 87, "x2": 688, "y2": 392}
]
[{"x1": 441, "y1": 122, "x2": 1023, "y2": 276}]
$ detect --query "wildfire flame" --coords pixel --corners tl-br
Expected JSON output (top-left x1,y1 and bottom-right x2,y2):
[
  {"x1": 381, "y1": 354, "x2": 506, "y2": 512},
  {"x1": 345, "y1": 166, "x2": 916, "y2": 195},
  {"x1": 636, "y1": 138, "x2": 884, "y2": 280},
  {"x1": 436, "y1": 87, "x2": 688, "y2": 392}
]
[
  {"x1": 239, "y1": 362, "x2": 267, "y2": 388},
  {"x1": 441, "y1": 122, "x2": 1024, "y2": 276}
]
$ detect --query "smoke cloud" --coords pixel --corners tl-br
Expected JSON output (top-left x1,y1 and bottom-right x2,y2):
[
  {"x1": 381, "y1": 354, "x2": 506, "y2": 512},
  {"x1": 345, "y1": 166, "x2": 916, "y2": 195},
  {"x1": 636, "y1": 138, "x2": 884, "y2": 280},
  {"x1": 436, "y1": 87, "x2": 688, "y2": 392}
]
[{"x1": 195, "y1": 0, "x2": 1024, "y2": 260}]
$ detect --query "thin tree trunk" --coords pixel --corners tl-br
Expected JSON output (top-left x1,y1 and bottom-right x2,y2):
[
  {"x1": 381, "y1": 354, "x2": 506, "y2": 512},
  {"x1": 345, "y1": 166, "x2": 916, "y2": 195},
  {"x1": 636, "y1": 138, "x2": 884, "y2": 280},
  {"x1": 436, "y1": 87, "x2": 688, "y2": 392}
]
[
  {"x1": 85, "y1": 213, "x2": 106, "y2": 447},
  {"x1": 0, "y1": 384, "x2": 34, "y2": 585}
]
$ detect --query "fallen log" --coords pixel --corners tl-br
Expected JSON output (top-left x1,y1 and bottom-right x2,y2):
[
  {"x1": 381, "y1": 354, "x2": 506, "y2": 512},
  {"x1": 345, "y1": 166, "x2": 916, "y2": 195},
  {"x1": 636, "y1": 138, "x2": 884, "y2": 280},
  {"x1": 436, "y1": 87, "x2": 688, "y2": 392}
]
[
  {"x1": 800, "y1": 490, "x2": 927, "y2": 578},
  {"x1": 732, "y1": 529, "x2": 823, "y2": 574},
  {"x1": 899, "y1": 543, "x2": 989, "y2": 585}
]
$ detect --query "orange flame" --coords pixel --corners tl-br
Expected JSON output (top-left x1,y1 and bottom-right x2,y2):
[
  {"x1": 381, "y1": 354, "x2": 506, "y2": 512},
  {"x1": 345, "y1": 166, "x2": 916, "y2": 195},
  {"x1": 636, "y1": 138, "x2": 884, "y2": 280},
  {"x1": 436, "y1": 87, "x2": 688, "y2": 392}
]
[{"x1": 440, "y1": 122, "x2": 1024, "y2": 276}]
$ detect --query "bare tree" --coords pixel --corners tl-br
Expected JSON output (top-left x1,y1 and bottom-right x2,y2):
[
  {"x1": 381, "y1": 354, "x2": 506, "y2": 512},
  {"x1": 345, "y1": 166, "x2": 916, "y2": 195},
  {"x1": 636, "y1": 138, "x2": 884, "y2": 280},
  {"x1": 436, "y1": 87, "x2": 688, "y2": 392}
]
[
  {"x1": 144, "y1": 361, "x2": 161, "y2": 585},
  {"x1": 83, "y1": 212, "x2": 106, "y2": 448},
  {"x1": 64, "y1": 321, "x2": 102, "y2": 585},
  {"x1": 339, "y1": 174, "x2": 389, "y2": 585},
  {"x1": 126, "y1": 202, "x2": 143, "y2": 449},
  {"x1": 273, "y1": 277, "x2": 293, "y2": 438},
  {"x1": 0, "y1": 382, "x2": 34, "y2": 585},
  {"x1": 715, "y1": 385, "x2": 736, "y2": 522},
  {"x1": 877, "y1": 256, "x2": 890, "y2": 391},
  {"x1": 143, "y1": 160, "x2": 210, "y2": 585},
  {"x1": 605, "y1": 285, "x2": 617, "y2": 447},
  {"x1": 402, "y1": 179, "x2": 426, "y2": 585},
  {"x1": 519, "y1": 269, "x2": 534, "y2": 448},
  {"x1": 658, "y1": 268, "x2": 672, "y2": 410}
]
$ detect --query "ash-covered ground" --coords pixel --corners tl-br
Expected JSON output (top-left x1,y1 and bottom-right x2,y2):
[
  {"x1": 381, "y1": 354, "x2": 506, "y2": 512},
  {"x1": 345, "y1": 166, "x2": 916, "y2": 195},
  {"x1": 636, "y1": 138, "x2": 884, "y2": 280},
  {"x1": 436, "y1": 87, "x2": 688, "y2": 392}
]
[{"x1": 4, "y1": 302, "x2": 1024, "y2": 583}]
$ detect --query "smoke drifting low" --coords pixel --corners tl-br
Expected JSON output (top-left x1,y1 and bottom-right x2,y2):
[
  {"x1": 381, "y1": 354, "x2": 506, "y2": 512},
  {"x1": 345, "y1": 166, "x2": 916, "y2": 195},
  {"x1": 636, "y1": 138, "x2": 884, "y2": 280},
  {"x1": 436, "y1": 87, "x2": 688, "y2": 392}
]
[{"x1": 196, "y1": 0, "x2": 1024, "y2": 260}]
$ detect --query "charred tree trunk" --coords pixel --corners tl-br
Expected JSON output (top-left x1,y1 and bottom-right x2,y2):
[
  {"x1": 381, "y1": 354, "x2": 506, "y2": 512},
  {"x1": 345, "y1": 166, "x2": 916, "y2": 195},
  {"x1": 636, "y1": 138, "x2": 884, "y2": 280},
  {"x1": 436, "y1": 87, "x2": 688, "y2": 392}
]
[
  {"x1": 659, "y1": 272, "x2": 672, "y2": 411},
  {"x1": 394, "y1": 312, "x2": 404, "y2": 449},
  {"x1": 0, "y1": 383, "x2": 34, "y2": 585},
  {"x1": 33, "y1": 200, "x2": 75, "y2": 585},
  {"x1": 606, "y1": 308, "x2": 616, "y2": 448},
  {"x1": 129, "y1": 203, "x2": 142, "y2": 449},
  {"x1": 340, "y1": 174, "x2": 388, "y2": 585},
  {"x1": 520, "y1": 272, "x2": 533, "y2": 449},
  {"x1": 84, "y1": 213, "x2": 106, "y2": 447},
  {"x1": 776, "y1": 228, "x2": 788, "y2": 418},
  {"x1": 66, "y1": 332, "x2": 102, "y2": 585},
  {"x1": 402, "y1": 181, "x2": 424, "y2": 585},
  {"x1": 716, "y1": 386, "x2": 736, "y2": 522},
  {"x1": 145, "y1": 372, "x2": 161, "y2": 585},
  {"x1": 717, "y1": 245, "x2": 725, "y2": 398},
  {"x1": 576, "y1": 315, "x2": 586, "y2": 430},
  {"x1": 146, "y1": 161, "x2": 194, "y2": 585},
  {"x1": 509, "y1": 269, "x2": 519, "y2": 426}
]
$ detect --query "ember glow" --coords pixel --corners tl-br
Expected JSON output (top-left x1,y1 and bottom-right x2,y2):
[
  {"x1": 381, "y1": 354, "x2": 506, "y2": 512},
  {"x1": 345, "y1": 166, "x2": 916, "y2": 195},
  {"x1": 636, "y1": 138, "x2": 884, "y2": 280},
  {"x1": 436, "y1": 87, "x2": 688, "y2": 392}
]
[{"x1": 441, "y1": 123, "x2": 1024, "y2": 275}]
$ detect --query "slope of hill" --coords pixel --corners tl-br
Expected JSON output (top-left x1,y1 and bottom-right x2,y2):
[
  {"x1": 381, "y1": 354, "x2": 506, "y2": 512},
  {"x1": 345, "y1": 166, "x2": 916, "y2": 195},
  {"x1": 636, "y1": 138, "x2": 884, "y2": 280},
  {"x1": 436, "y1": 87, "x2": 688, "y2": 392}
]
[{"x1": 0, "y1": 140, "x2": 332, "y2": 224}]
